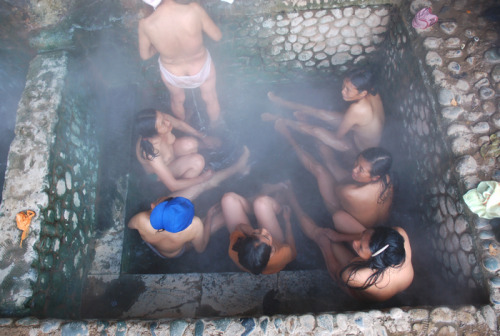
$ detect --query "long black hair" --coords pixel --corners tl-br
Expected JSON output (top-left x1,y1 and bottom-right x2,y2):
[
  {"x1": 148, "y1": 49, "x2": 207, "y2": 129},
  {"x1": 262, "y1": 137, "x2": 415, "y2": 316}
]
[
  {"x1": 340, "y1": 227, "x2": 405, "y2": 290},
  {"x1": 358, "y1": 147, "x2": 393, "y2": 203},
  {"x1": 135, "y1": 108, "x2": 159, "y2": 161},
  {"x1": 346, "y1": 68, "x2": 378, "y2": 95},
  {"x1": 232, "y1": 235, "x2": 272, "y2": 275}
]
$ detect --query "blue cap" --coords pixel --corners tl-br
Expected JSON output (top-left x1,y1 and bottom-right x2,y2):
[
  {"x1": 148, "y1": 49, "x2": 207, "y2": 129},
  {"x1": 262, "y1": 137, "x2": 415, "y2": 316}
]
[{"x1": 150, "y1": 197, "x2": 195, "y2": 233}]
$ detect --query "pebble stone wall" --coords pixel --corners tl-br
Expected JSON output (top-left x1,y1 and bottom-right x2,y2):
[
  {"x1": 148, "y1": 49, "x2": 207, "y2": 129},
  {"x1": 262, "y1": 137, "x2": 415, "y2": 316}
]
[
  {"x1": 0, "y1": 0, "x2": 500, "y2": 334},
  {"x1": 395, "y1": 0, "x2": 500, "y2": 304},
  {"x1": 0, "y1": 51, "x2": 99, "y2": 318},
  {"x1": 376, "y1": 6, "x2": 483, "y2": 291}
]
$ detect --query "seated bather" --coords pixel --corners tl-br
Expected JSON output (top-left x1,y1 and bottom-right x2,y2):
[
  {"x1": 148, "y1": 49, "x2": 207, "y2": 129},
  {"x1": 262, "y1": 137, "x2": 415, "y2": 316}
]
[
  {"x1": 128, "y1": 196, "x2": 212, "y2": 258},
  {"x1": 286, "y1": 187, "x2": 413, "y2": 302},
  {"x1": 262, "y1": 68, "x2": 384, "y2": 157},
  {"x1": 274, "y1": 119, "x2": 393, "y2": 234},
  {"x1": 134, "y1": 108, "x2": 224, "y2": 193},
  {"x1": 204, "y1": 189, "x2": 297, "y2": 275}
]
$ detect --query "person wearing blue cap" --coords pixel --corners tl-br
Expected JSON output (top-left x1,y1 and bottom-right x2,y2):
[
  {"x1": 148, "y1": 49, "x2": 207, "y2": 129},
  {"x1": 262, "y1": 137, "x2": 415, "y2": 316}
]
[{"x1": 128, "y1": 196, "x2": 212, "y2": 258}]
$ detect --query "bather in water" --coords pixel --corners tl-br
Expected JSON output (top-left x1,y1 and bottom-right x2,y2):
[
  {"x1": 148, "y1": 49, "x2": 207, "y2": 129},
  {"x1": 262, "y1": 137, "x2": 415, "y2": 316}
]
[
  {"x1": 134, "y1": 108, "x2": 226, "y2": 193},
  {"x1": 262, "y1": 68, "x2": 384, "y2": 162},
  {"x1": 203, "y1": 184, "x2": 297, "y2": 275},
  {"x1": 286, "y1": 186, "x2": 413, "y2": 302},
  {"x1": 274, "y1": 118, "x2": 393, "y2": 234}
]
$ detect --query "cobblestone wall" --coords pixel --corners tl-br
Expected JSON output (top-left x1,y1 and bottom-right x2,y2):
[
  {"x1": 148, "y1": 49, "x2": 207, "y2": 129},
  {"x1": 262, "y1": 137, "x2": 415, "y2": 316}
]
[
  {"x1": 30, "y1": 57, "x2": 99, "y2": 318},
  {"x1": 376, "y1": 11, "x2": 484, "y2": 290},
  {"x1": 0, "y1": 52, "x2": 99, "y2": 318}
]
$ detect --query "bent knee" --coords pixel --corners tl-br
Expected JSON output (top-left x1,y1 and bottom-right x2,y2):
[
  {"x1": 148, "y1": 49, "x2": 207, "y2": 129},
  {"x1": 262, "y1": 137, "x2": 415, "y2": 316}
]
[
  {"x1": 190, "y1": 154, "x2": 205, "y2": 172},
  {"x1": 221, "y1": 192, "x2": 241, "y2": 209},
  {"x1": 253, "y1": 195, "x2": 274, "y2": 213}
]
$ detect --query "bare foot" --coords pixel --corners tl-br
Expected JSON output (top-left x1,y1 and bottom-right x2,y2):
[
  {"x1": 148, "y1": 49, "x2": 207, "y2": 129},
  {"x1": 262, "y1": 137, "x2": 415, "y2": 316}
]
[
  {"x1": 274, "y1": 119, "x2": 290, "y2": 136},
  {"x1": 261, "y1": 113, "x2": 281, "y2": 122},
  {"x1": 260, "y1": 180, "x2": 290, "y2": 196},
  {"x1": 205, "y1": 203, "x2": 225, "y2": 234},
  {"x1": 267, "y1": 91, "x2": 288, "y2": 106}
]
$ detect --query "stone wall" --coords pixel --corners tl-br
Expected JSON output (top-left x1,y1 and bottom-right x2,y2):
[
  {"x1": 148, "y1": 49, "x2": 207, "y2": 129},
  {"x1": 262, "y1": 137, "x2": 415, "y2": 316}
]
[
  {"x1": 0, "y1": 51, "x2": 99, "y2": 317},
  {"x1": 375, "y1": 9, "x2": 484, "y2": 290}
]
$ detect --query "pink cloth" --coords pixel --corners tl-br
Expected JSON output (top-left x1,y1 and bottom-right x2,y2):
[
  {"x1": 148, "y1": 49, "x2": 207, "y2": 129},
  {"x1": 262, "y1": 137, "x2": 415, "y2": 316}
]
[{"x1": 412, "y1": 8, "x2": 438, "y2": 29}]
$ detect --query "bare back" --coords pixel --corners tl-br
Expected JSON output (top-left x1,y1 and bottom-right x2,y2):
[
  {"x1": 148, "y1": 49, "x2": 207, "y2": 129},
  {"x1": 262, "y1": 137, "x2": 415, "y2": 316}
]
[
  {"x1": 343, "y1": 93, "x2": 385, "y2": 151},
  {"x1": 337, "y1": 177, "x2": 393, "y2": 228},
  {"x1": 343, "y1": 227, "x2": 414, "y2": 301},
  {"x1": 128, "y1": 210, "x2": 203, "y2": 258},
  {"x1": 138, "y1": 1, "x2": 221, "y2": 75}
]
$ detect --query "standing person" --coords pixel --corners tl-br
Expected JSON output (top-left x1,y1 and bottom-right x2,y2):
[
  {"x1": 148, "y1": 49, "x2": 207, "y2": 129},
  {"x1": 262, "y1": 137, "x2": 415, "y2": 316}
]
[
  {"x1": 263, "y1": 68, "x2": 384, "y2": 155},
  {"x1": 138, "y1": 0, "x2": 222, "y2": 125},
  {"x1": 286, "y1": 187, "x2": 413, "y2": 302},
  {"x1": 275, "y1": 119, "x2": 393, "y2": 234}
]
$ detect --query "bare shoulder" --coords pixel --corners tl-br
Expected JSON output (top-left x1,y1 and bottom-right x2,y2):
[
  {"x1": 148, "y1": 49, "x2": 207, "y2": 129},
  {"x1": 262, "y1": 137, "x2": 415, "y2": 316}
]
[
  {"x1": 394, "y1": 227, "x2": 409, "y2": 240},
  {"x1": 128, "y1": 211, "x2": 149, "y2": 229},
  {"x1": 341, "y1": 263, "x2": 373, "y2": 286}
]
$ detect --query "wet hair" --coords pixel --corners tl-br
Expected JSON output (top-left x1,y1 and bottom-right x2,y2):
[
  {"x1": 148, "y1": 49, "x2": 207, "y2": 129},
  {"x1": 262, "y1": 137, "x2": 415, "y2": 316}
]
[
  {"x1": 358, "y1": 147, "x2": 393, "y2": 203},
  {"x1": 345, "y1": 68, "x2": 378, "y2": 95},
  {"x1": 232, "y1": 235, "x2": 271, "y2": 275},
  {"x1": 341, "y1": 226, "x2": 405, "y2": 290},
  {"x1": 135, "y1": 108, "x2": 159, "y2": 160}
]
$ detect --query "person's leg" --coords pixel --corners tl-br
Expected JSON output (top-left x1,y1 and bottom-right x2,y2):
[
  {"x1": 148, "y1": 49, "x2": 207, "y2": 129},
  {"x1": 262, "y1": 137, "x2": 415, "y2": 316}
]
[
  {"x1": 275, "y1": 120, "x2": 340, "y2": 214},
  {"x1": 173, "y1": 137, "x2": 199, "y2": 156},
  {"x1": 169, "y1": 146, "x2": 250, "y2": 201},
  {"x1": 161, "y1": 76, "x2": 187, "y2": 120},
  {"x1": 316, "y1": 142, "x2": 350, "y2": 181},
  {"x1": 285, "y1": 186, "x2": 348, "y2": 280},
  {"x1": 332, "y1": 210, "x2": 367, "y2": 234},
  {"x1": 199, "y1": 61, "x2": 221, "y2": 125},
  {"x1": 253, "y1": 195, "x2": 285, "y2": 243},
  {"x1": 204, "y1": 202, "x2": 226, "y2": 234},
  {"x1": 168, "y1": 153, "x2": 205, "y2": 179},
  {"x1": 221, "y1": 192, "x2": 252, "y2": 233},
  {"x1": 262, "y1": 114, "x2": 350, "y2": 152}
]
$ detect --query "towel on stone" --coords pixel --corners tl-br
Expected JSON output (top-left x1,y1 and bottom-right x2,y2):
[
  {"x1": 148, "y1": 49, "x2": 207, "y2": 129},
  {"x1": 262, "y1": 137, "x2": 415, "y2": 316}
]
[
  {"x1": 463, "y1": 181, "x2": 500, "y2": 219},
  {"x1": 412, "y1": 8, "x2": 438, "y2": 29}
]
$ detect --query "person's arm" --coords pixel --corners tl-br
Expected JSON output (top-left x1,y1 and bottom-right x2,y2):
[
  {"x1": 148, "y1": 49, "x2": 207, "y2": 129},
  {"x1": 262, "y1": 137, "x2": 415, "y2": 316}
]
[
  {"x1": 190, "y1": 217, "x2": 211, "y2": 253},
  {"x1": 163, "y1": 114, "x2": 220, "y2": 148},
  {"x1": 149, "y1": 157, "x2": 213, "y2": 192},
  {"x1": 195, "y1": 3, "x2": 222, "y2": 42},
  {"x1": 335, "y1": 105, "x2": 363, "y2": 140},
  {"x1": 323, "y1": 228, "x2": 362, "y2": 243},
  {"x1": 138, "y1": 20, "x2": 158, "y2": 60},
  {"x1": 234, "y1": 223, "x2": 255, "y2": 236},
  {"x1": 282, "y1": 206, "x2": 297, "y2": 259},
  {"x1": 128, "y1": 212, "x2": 147, "y2": 230}
]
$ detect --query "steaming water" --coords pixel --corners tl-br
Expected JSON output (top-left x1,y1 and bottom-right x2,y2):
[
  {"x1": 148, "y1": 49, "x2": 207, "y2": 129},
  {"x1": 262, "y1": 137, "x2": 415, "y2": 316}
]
[{"x1": 121, "y1": 80, "x2": 341, "y2": 274}]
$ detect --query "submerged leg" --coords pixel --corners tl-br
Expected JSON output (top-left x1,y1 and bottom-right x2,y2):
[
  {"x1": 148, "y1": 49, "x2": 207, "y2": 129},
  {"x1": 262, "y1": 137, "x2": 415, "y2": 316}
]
[
  {"x1": 332, "y1": 210, "x2": 368, "y2": 235},
  {"x1": 275, "y1": 120, "x2": 339, "y2": 213},
  {"x1": 268, "y1": 92, "x2": 343, "y2": 125},
  {"x1": 253, "y1": 195, "x2": 285, "y2": 243},
  {"x1": 170, "y1": 146, "x2": 250, "y2": 201},
  {"x1": 220, "y1": 192, "x2": 252, "y2": 233}
]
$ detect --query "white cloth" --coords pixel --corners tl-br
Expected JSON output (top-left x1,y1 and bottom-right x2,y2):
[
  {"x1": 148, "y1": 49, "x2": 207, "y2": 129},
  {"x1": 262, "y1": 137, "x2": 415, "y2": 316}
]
[
  {"x1": 158, "y1": 51, "x2": 212, "y2": 89},
  {"x1": 463, "y1": 181, "x2": 500, "y2": 219},
  {"x1": 143, "y1": 0, "x2": 161, "y2": 10}
]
